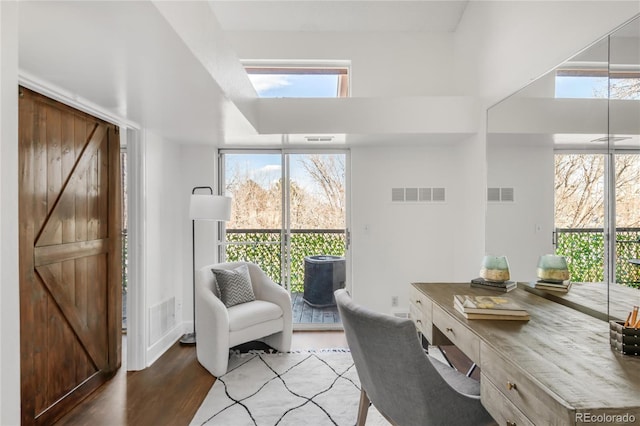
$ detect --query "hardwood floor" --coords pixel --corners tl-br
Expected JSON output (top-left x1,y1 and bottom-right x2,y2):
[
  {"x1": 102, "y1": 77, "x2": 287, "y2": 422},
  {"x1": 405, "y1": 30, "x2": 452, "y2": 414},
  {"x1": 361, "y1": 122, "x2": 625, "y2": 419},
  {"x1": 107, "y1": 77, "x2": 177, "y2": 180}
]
[
  {"x1": 54, "y1": 332, "x2": 478, "y2": 426},
  {"x1": 55, "y1": 331, "x2": 349, "y2": 426}
]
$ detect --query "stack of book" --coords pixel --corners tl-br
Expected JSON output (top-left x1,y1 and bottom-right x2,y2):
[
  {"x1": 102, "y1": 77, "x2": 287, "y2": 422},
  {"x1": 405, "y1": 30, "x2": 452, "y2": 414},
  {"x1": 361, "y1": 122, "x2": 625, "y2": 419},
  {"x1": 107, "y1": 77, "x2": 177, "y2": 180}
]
[
  {"x1": 470, "y1": 277, "x2": 517, "y2": 292},
  {"x1": 530, "y1": 280, "x2": 572, "y2": 293},
  {"x1": 454, "y1": 294, "x2": 530, "y2": 321}
]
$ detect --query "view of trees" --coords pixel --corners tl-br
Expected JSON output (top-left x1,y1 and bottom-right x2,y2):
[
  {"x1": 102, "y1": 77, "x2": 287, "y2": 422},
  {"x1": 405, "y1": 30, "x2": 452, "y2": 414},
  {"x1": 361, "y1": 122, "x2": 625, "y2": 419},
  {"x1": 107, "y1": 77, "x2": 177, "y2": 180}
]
[
  {"x1": 225, "y1": 154, "x2": 345, "y2": 230},
  {"x1": 555, "y1": 153, "x2": 640, "y2": 286},
  {"x1": 555, "y1": 154, "x2": 640, "y2": 228},
  {"x1": 610, "y1": 77, "x2": 640, "y2": 100}
]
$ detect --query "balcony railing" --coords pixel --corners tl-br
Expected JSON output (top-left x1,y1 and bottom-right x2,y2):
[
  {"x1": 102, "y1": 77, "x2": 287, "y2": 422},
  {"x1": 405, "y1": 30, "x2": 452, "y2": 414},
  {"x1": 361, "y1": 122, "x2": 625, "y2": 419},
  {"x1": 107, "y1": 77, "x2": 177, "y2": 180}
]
[
  {"x1": 223, "y1": 229, "x2": 346, "y2": 293},
  {"x1": 223, "y1": 228, "x2": 640, "y2": 291},
  {"x1": 555, "y1": 227, "x2": 640, "y2": 288}
]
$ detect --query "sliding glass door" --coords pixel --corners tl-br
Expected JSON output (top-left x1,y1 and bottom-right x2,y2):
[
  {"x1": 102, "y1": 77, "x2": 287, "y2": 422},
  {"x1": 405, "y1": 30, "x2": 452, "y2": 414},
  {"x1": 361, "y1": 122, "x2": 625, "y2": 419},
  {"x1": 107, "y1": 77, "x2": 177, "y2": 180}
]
[{"x1": 220, "y1": 150, "x2": 349, "y2": 329}]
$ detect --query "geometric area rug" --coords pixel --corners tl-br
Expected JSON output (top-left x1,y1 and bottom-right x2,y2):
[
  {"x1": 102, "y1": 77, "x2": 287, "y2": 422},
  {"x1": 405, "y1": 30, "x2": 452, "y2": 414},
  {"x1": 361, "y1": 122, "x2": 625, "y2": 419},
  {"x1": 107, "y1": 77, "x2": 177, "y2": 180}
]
[{"x1": 190, "y1": 350, "x2": 389, "y2": 426}]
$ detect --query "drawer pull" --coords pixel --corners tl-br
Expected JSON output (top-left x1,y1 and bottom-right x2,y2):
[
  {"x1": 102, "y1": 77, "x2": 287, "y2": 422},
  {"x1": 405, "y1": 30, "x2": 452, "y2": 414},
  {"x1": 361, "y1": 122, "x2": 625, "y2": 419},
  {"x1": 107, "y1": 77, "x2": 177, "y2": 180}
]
[
  {"x1": 506, "y1": 422, "x2": 516, "y2": 426},
  {"x1": 446, "y1": 327, "x2": 454, "y2": 333},
  {"x1": 416, "y1": 320, "x2": 422, "y2": 324},
  {"x1": 415, "y1": 300, "x2": 422, "y2": 304},
  {"x1": 506, "y1": 381, "x2": 517, "y2": 391}
]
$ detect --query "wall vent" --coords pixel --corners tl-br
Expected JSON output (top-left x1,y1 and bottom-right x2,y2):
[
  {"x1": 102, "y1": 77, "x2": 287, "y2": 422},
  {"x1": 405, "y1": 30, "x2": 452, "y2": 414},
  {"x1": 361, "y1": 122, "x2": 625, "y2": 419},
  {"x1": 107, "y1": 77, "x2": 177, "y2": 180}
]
[
  {"x1": 487, "y1": 187, "x2": 501, "y2": 202},
  {"x1": 392, "y1": 187, "x2": 446, "y2": 203},
  {"x1": 392, "y1": 310, "x2": 410, "y2": 319},
  {"x1": 488, "y1": 187, "x2": 515, "y2": 203},
  {"x1": 432, "y1": 187, "x2": 446, "y2": 202},
  {"x1": 391, "y1": 188, "x2": 405, "y2": 202},
  {"x1": 149, "y1": 297, "x2": 176, "y2": 346},
  {"x1": 500, "y1": 187, "x2": 515, "y2": 202}
]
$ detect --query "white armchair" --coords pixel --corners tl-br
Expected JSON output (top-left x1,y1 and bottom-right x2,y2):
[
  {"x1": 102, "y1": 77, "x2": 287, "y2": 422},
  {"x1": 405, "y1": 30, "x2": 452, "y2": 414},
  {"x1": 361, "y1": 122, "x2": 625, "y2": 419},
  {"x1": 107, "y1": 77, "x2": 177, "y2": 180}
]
[{"x1": 195, "y1": 261, "x2": 293, "y2": 377}]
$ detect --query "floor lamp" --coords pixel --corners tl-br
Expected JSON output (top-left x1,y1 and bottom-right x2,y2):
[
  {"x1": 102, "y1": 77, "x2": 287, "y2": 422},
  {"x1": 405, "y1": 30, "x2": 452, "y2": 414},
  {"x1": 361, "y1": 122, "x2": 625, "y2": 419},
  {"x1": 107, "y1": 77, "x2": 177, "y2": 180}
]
[{"x1": 180, "y1": 186, "x2": 232, "y2": 345}]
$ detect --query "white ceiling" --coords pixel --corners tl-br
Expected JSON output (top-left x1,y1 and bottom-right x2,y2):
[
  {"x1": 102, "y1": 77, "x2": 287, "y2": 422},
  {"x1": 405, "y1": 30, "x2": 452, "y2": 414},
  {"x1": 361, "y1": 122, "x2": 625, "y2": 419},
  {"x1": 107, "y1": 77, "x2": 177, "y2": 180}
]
[
  {"x1": 210, "y1": 0, "x2": 469, "y2": 33},
  {"x1": 17, "y1": 0, "x2": 471, "y2": 146},
  {"x1": 18, "y1": 1, "x2": 634, "y2": 147},
  {"x1": 18, "y1": 1, "x2": 253, "y2": 144}
]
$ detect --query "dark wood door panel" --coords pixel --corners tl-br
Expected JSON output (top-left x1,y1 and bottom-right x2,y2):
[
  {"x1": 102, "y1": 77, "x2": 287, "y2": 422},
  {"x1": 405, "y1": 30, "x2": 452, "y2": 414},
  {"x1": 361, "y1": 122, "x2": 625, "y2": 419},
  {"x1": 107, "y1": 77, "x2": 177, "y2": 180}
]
[
  {"x1": 19, "y1": 87, "x2": 121, "y2": 425},
  {"x1": 36, "y1": 122, "x2": 107, "y2": 248}
]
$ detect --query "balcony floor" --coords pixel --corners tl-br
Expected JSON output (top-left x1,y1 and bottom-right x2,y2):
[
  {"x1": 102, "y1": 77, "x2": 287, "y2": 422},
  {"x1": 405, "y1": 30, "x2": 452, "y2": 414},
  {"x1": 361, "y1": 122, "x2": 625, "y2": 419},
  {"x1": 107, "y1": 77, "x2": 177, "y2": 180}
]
[{"x1": 291, "y1": 292, "x2": 341, "y2": 324}]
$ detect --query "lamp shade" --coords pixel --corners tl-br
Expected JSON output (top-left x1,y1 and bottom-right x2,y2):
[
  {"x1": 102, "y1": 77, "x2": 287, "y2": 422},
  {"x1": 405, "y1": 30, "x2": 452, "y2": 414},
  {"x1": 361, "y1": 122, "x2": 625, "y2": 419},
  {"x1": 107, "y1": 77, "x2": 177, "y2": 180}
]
[{"x1": 189, "y1": 194, "x2": 232, "y2": 221}]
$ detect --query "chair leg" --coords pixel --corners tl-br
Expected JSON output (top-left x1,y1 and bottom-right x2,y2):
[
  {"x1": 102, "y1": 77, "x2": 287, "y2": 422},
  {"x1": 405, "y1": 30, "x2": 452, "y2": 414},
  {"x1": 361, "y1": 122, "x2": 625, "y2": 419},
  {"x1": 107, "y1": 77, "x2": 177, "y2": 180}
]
[{"x1": 357, "y1": 388, "x2": 370, "y2": 426}]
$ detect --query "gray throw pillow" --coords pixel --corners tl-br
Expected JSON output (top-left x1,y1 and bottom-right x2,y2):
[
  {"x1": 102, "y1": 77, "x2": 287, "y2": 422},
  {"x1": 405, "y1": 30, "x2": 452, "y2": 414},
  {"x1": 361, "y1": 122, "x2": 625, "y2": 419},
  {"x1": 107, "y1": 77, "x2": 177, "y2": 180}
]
[{"x1": 212, "y1": 264, "x2": 256, "y2": 307}]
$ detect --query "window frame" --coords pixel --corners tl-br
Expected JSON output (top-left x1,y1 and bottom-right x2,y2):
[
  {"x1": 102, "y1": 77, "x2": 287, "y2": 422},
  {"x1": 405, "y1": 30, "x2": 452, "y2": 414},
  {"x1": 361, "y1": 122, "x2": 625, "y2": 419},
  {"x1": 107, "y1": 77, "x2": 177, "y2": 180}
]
[{"x1": 244, "y1": 62, "x2": 351, "y2": 98}]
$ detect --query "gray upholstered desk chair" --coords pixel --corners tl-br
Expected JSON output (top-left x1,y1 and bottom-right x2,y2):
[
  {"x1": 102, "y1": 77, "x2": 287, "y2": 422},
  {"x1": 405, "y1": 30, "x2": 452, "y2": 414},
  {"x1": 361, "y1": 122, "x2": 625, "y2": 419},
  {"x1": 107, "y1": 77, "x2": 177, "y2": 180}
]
[{"x1": 335, "y1": 289, "x2": 494, "y2": 426}]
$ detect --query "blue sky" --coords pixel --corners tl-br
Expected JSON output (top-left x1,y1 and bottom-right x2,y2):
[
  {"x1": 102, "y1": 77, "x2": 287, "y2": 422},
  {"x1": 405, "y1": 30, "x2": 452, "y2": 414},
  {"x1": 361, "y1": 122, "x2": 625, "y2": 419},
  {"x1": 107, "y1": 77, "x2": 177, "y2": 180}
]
[
  {"x1": 247, "y1": 74, "x2": 339, "y2": 98},
  {"x1": 555, "y1": 76, "x2": 608, "y2": 99}
]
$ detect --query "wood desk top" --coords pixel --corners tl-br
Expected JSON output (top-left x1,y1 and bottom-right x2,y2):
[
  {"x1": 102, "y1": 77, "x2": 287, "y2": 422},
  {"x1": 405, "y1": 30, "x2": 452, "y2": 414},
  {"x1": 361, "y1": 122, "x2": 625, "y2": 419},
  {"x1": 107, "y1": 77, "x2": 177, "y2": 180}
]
[
  {"x1": 412, "y1": 282, "x2": 640, "y2": 418},
  {"x1": 523, "y1": 281, "x2": 640, "y2": 322}
]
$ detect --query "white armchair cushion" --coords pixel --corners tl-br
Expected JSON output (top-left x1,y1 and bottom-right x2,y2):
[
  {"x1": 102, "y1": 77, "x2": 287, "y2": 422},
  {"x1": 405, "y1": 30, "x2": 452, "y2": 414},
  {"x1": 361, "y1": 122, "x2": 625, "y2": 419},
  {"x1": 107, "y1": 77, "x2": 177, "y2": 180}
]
[
  {"x1": 228, "y1": 300, "x2": 283, "y2": 332},
  {"x1": 212, "y1": 264, "x2": 256, "y2": 307}
]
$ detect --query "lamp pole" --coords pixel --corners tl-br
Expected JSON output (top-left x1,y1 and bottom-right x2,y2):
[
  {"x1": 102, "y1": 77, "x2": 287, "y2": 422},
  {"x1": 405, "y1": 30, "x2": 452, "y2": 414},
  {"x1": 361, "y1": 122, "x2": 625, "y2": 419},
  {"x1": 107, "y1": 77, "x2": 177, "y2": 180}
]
[
  {"x1": 180, "y1": 186, "x2": 231, "y2": 345},
  {"x1": 180, "y1": 186, "x2": 213, "y2": 345}
]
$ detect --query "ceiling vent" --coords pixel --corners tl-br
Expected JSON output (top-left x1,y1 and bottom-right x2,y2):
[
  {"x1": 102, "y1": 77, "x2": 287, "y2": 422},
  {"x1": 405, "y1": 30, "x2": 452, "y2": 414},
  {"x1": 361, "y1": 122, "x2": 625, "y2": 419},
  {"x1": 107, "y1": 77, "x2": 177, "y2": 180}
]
[
  {"x1": 392, "y1": 187, "x2": 446, "y2": 203},
  {"x1": 590, "y1": 136, "x2": 632, "y2": 143},
  {"x1": 305, "y1": 136, "x2": 334, "y2": 142}
]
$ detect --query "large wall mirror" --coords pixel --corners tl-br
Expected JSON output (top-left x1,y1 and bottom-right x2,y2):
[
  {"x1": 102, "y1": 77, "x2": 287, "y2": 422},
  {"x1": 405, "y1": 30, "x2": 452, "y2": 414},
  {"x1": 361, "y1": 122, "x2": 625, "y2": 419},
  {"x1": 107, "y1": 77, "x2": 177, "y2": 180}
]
[{"x1": 487, "y1": 15, "x2": 640, "y2": 321}]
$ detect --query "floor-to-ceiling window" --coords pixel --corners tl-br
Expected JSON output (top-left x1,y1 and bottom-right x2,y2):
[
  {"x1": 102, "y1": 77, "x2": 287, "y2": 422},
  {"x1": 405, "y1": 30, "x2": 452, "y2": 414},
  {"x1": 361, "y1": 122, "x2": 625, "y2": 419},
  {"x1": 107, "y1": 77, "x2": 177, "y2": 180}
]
[{"x1": 219, "y1": 150, "x2": 349, "y2": 329}]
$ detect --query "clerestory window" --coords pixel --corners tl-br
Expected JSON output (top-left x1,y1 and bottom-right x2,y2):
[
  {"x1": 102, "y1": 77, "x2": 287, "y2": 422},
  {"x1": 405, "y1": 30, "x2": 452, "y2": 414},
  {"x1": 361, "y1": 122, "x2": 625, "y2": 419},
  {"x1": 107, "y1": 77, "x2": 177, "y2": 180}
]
[
  {"x1": 555, "y1": 68, "x2": 640, "y2": 100},
  {"x1": 245, "y1": 64, "x2": 350, "y2": 98}
]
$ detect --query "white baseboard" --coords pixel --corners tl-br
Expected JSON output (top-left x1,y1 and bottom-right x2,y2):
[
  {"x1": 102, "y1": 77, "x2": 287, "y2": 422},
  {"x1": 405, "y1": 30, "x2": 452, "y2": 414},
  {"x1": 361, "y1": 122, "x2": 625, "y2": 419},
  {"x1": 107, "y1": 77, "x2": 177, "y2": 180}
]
[{"x1": 146, "y1": 324, "x2": 185, "y2": 367}]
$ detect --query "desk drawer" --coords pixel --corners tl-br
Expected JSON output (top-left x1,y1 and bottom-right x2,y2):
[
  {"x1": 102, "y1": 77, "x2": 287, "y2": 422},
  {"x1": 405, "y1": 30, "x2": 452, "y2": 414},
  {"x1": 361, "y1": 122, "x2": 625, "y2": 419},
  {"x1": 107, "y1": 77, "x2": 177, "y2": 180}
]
[
  {"x1": 480, "y1": 343, "x2": 572, "y2": 426},
  {"x1": 409, "y1": 303, "x2": 430, "y2": 340},
  {"x1": 410, "y1": 287, "x2": 433, "y2": 342},
  {"x1": 432, "y1": 304, "x2": 480, "y2": 363},
  {"x1": 481, "y1": 372, "x2": 534, "y2": 426}
]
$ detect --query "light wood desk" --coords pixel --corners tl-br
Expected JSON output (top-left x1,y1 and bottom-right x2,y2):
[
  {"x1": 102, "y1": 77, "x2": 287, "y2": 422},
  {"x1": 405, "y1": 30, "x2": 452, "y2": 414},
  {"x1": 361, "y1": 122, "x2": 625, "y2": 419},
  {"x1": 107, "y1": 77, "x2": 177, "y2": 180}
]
[{"x1": 411, "y1": 282, "x2": 640, "y2": 426}]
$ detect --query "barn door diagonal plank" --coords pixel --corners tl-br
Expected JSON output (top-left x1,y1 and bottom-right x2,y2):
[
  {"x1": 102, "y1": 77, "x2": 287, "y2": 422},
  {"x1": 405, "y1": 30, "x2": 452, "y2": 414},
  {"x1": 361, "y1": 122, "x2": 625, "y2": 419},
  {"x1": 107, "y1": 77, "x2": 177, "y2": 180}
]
[{"x1": 35, "y1": 123, "x2": 107, "y2": 248}]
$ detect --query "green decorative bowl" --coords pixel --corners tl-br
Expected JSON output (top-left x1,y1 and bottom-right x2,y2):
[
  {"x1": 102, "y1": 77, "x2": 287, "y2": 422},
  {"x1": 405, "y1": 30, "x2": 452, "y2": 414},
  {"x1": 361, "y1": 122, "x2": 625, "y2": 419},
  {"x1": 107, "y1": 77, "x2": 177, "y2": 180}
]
[
  {"x1": 479, "y1": 255, "x2": 510, "y2": 282},
  {"x1": 537, "y1": 254, "x2": 569, "y2": 283}
]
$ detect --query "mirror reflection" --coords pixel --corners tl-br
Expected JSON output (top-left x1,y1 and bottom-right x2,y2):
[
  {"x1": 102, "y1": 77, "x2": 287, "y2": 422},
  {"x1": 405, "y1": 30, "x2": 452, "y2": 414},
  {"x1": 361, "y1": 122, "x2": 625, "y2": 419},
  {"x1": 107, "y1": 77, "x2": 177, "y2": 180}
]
[{"x1": 486, "y1": 16, "x2": 640, "y2": 321}]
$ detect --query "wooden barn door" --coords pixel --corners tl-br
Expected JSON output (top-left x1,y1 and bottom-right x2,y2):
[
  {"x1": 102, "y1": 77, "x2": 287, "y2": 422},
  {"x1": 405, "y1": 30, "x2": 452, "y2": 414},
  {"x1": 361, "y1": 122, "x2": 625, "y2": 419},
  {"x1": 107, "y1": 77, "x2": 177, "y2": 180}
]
[{"x1": 19, "y1": 87, "x2": 122, "y2": 425}]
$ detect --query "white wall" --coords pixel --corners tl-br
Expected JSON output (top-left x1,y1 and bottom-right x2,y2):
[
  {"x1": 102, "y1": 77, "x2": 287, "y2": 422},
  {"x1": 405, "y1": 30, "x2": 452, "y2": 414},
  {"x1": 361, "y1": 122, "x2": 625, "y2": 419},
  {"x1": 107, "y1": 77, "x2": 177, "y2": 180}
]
[
  {"x1": 143, "y1": 131, "x2": 188, "y2": 364},
  {"x1": 450, "y1": 130, "x2": 488, "y2": 283},
  {"x1": 486, "y1": 135, "x2": 555, "y2": 281},
  {"x1": 0, "y1": 2, "x2": 20, "y2": 424},
  {"x1": 350, "y1": 143, "x2": 482, "y2": 312}
]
